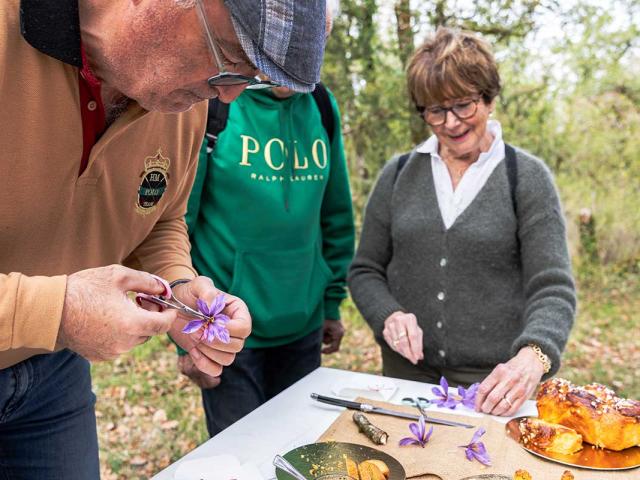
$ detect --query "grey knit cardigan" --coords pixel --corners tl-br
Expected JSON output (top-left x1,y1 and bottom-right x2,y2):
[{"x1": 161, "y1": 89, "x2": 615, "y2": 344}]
[{"x1": 348, "y1": 148, "x2": 576, "y2": 377}]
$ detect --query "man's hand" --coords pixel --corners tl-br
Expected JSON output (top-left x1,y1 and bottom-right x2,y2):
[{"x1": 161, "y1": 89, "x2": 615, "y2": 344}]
[
  {"x1": 57, "y1": 265, "x2": 178, "y2": 361},
  {"x1": 475, "y1": 347, "x2": 545, "y2": 416},
  {"x1": 382, "y1": 311, "x2": 424, "y2": 365},
  {"x1": 322, "y1": 319, "x2": 344, "y2": 354},
  {"x1": 167, "y1": 276, "x2": 251, "y2": 378},
  {"x1": 178, "y1": 355, "x2": 221, "y2": 389}
]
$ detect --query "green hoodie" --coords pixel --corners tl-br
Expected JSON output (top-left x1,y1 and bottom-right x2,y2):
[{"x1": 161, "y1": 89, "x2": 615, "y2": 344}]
[{"x1": 186, "y1": 88, "x2": 355, "y2": 348}]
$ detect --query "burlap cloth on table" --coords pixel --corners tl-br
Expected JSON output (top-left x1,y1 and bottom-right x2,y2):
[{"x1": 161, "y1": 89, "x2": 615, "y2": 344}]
[{"x1": 317, "y1": 398, "x2": 636, "y2": 480}]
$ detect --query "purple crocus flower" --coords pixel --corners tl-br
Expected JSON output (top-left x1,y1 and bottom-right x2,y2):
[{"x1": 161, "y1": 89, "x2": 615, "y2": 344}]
[
  {"x1": 182, "y1": 294, "x2": 230, "y2": 344},
  {"x1": 399, "y1": 415, "x2": 434, "y2": 448},
  {"x1": 458, "y1": 383, "x2": 480, "y2": 409},
  {"x1": 459, "y1": 427, "x2": 491, "y2": 466},
  {"x1": 431, "y1": 377, "x2": 459, "y2": 409}
]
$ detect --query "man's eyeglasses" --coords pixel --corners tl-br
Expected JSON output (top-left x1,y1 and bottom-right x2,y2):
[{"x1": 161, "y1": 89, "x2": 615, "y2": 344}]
[
  {"x1": 195, "y1": 0, "x2": 279, "y2": 90},
  {"x1": 417, "y1": 97, "x2": 481, "y2": 126}
]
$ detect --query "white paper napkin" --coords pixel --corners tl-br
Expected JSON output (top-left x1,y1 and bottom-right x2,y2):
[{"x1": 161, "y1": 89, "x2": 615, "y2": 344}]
[
  {"x1": 173, "y1": 454, "x2": 263, "y2": 480},
  {"x1": 330, "y1": 377, "x2": 397, "y2": 401}
]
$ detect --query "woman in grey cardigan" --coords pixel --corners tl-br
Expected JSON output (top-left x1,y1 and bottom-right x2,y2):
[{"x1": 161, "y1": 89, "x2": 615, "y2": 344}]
[{"x1": 348, "y1": 27, "x2": 576, "y2": 417}]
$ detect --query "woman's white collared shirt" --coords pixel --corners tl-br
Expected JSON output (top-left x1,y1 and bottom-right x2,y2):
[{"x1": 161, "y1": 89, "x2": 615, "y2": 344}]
[{"x1": 415, "y1": 120, "x2": 506, "y2": 230}]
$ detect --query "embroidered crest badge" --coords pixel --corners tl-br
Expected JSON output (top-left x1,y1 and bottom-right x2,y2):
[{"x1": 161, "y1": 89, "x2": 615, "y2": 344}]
[{"x1": 136, "y1": 149, "x2": 170, "y2": 215}]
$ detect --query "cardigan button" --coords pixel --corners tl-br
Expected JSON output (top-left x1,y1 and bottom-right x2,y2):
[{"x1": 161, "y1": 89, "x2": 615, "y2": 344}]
[
  {"x1": 439, "y1": 258, "x2": 447, "y2": 267},
  {"x1": 436, "y1": 321, "x2": 443, "y2": 329},
  {"x1": 87, "y1": 100, "x2": 97, "y2": 111},
  {"x1": 438, "y1": 349, "x2": 446, "y2": 358},
  {"x1": 437, "y1": 291, "x2": 445, "y2": 301}
]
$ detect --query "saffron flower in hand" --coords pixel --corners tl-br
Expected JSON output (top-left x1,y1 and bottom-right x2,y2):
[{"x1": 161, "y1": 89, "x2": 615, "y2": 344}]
[
  {"x1": 431, "y1": 377, "x2": 459, "y2": 409},
  {"x1": 459, "y1": 427, "x2": 491, "y2": 466},
  {"x1": 182, "y1": 294, "x2": 231, "y2": 344},
  {"x1": 398, "y1": 415, "x2": 434, "y2": 448}
]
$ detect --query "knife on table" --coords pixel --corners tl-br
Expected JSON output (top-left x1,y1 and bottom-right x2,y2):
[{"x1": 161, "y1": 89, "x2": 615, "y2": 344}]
[{"x1": 310, "y1": 393, "x2": 475, "y2": 428}]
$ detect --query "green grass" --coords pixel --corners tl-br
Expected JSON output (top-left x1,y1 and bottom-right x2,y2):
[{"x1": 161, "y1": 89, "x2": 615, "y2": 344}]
[{"x1": 92, "y1": 267, "x2": 639, "y2": 479}]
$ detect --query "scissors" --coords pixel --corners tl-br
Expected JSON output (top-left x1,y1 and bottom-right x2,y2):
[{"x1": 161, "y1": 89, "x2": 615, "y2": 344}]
[
  {"x1": 135, "y1": 292, "x2": 210, "y2": 322},
  {"x1": 401, "y1": 396, "x2": 431, "y2": 416}
]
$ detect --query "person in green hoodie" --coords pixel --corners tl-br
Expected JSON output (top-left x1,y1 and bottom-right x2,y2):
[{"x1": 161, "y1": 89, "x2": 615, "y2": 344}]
[{"x1": 180, "y1": 8, "x2": 353, "y2": 433}]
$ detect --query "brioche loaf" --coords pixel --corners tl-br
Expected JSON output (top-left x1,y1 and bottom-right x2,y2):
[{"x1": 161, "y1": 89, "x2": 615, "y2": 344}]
[
  {"x1": 519, "y1": 417, "x2": 583, "y2": 454},
  {"x1": 537, "y1": 378, "x2": 640, "y2": 451}
]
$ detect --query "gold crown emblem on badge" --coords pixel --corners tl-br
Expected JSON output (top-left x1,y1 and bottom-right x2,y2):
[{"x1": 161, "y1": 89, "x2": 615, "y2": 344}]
[{"x1": 144, "y1": 149, "x2": 171, "y2": 171}]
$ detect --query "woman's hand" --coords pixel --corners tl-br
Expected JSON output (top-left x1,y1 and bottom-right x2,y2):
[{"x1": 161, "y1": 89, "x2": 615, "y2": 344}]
[
  {"x1": 475, "y1": 347, "x2": 545, "y2": 416},
  {"x1": 382, "y1": 311, "x2": 424, "y2": 365}
]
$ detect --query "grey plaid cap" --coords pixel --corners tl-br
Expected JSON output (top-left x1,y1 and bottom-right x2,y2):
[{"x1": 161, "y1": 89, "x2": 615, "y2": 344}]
[{"x1": 225, "y1": 0, "x2": 326, "y2": 93}]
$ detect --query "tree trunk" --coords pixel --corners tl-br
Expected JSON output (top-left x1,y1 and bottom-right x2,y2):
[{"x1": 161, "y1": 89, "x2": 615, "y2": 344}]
[{"x1": 394, "y1": 0, "x2": 426, "y2": 145}]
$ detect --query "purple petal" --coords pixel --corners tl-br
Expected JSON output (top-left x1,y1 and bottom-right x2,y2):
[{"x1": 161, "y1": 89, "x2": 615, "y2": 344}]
[
  {"x1": 444, "y1": 397, "x2": 459, "y2": 409},
  {"x1": 464, "y1": 446, "x2": 474, "y2": 461},
  {"x1": 431, "y1": 386, "x2": 446, "y2": 399},
  {"x1": 210, "y1": 294, "x2": 226, "y2": 316},
  {"x1": 409, "y1": 422, "x2": 421, "y2": 439},
  {"x1": 461, "y1": 397, "x2": 475, "y2": 409},
  {"x1": 424, "y1": 425, "x2": 434, "y2": 443},
  {"x1": 470, "y1": 427, "x2": 486, "y2": 445},
  {"x1": 417, "y1": 415, "x2": 426, "y2": 439},
  {"x1": 182, "y1": 319, "x2": 204, "y2": 334},
  {"x1": 206, "y1": 325, "x2": 217, "y2": 343},
  {"x1": 216, "y1": 326, "x2": 231, "y2": 344},
  {"x1": 196, "y1": 298, "x2": 211, "y2": 317},
  {"x1": 214, "y1": 313, "x2": 230, "y2": 325},
  {"x1": 199, "y1": 327, "x2": 207, "y2": 342},
  {"x1": 461, "y1": 383, "x2": 479, "y2": 408},
  {"x1": 471, "y1": 443, "x2": 491, "y2": 465},
  {"x1": 439, "y1": 376, "x2": 449, "y2": 392},
  {"x1": 399, "y1": 437, "x2": 419, "y2": 446}
]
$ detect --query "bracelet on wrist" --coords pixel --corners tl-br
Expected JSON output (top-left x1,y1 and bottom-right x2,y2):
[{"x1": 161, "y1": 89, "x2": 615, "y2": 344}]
[
  {"x1": 169, "y1": 278, "x2": 192, "y2": 289},
  {"x1": 528, "y1": 343, "x2": 551, "y2": 374}
]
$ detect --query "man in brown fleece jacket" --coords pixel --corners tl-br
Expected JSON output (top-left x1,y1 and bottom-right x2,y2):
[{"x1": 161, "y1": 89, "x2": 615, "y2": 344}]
[{"x1": 0, "y1": 0, "x2": 327, "y2": 477}]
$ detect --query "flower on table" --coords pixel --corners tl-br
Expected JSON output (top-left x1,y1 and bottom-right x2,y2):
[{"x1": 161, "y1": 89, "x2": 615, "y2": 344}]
[
  {"x1": 431, "y1": 376, "x2": 480, "y2": 409},
  {"x1": 458, "y1": 382, "x2": 479, "y2": 409},
  {"x1": 431, "y1": 377, "x2": 459, "y2": 409},
  {"x1": 182, "y1": 294, "x2": 230, "y2": 344},
  {"x1": 398, "y1": 415, "x2": 434, "y2": 448},
  {"x1": 459, "y1": 427, "x2": 491, "y2": 466}
]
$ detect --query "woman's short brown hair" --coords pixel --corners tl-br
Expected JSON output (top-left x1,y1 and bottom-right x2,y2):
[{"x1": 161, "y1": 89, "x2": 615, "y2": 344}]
[{"x1": 407, "y1": 27, "x2": 501, "y2": 109}]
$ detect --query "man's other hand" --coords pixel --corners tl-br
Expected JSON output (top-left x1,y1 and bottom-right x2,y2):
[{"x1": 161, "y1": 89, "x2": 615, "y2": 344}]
[{"x1": 167, "y1": 276, "x2": 251, "y2": 378}]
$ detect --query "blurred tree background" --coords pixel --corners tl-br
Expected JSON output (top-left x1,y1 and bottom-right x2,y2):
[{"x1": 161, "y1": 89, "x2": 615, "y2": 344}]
[{"x1": 322, "y1": 0, "x2": 640, "y2": 271}]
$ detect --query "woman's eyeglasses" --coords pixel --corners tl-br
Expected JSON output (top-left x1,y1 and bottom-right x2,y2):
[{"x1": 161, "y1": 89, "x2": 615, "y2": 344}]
[
  {"x1": 417, "y1": 97, "x2": 481, "y2": 126},
  {"x1": 195, "y1": 0, "x2": 279, "y2": 90}
]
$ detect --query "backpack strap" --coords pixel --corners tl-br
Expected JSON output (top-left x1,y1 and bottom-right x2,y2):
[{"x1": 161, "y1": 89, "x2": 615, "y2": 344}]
[
  {"x1": 205, "y1": 99, "x2": 230, "y2": 152},
  {"x1": 393, "y1": 152, "x2": 411, "y2": 183},
  {"x1": 504, "y1": 143, "x2": 519, "y2": 214},
  {"x1": 311, "y1": 82, "x2": 335, "y2": 143},
  {"x1": 504, "y1": 143, "x2": 521, "y2": 253}
]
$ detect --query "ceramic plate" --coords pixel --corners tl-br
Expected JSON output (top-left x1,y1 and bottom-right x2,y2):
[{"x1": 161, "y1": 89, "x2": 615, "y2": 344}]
[
  {"x1": 275, "y1": 442, "x2": 405, "y2": 480},
  {"x1": 506, "y1": 416, "x2": 640, "y2": 471}
]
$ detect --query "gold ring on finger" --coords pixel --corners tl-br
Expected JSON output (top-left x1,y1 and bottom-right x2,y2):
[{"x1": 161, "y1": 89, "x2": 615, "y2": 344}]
[
  {"x1": 502, "y1": 395, "x2": 513, "y2": 408},
  {"x1": 397, "y1": 331, "x2": 407, "y2": 339}
]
